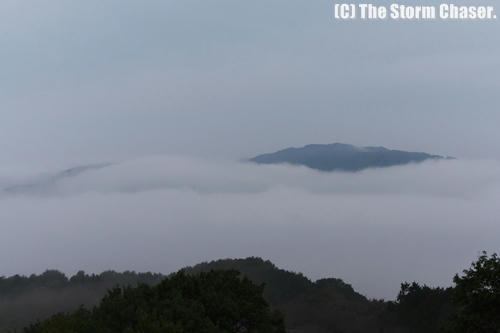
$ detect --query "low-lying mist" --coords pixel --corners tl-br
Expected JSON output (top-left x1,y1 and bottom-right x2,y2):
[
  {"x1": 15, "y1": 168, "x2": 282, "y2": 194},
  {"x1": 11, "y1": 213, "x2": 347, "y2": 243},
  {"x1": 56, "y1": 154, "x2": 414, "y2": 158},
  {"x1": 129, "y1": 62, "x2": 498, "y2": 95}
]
[{"x1": 1, "y1": 156, "x2": 499, "y2": 299}]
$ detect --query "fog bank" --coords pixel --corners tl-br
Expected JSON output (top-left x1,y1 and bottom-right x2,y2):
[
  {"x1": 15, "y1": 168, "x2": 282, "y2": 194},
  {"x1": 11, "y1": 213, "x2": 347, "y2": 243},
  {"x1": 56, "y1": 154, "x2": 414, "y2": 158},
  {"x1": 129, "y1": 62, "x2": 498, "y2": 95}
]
[{"x1": 1, "y1": 156, "x2": 498, "y2": 299}]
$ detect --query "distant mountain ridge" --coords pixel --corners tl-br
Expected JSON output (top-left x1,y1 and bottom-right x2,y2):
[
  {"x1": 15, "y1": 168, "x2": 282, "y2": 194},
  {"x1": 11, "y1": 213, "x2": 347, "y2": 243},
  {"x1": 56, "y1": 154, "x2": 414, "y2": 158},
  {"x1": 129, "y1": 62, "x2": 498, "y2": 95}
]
[
  {"x1": 2, "y1": 257, "x2": 459, "y2": 333},
  {"x1": 249, "y1": 143, "x2": 450, "y2": 172},
  {"x1": 3, "y1": 163, "x2": 110, "y2": 195},
  {"x1": 0, "y1": 258, "x2": 383, "y2": 333}
]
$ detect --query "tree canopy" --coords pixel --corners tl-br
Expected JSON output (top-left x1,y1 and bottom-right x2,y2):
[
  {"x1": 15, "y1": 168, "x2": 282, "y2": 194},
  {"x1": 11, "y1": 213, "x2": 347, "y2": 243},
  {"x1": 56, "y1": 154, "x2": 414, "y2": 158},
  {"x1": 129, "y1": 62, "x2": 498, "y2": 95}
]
[
  {"x1": 442, "y1": 251, "x2": 500, "y2": 332},
  {"x1": 25, "y1": 270, "x2": 286, "y2": 333}
]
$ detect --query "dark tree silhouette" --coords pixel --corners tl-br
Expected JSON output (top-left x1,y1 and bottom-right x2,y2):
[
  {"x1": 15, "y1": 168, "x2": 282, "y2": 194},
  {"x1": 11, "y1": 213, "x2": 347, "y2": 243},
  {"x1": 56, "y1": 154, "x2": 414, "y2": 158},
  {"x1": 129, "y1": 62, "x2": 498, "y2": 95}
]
[
  {"x1": 25, "y1": 270, "x2": 286, "y2": 333},
  {"x1": 442, "y1": 251, "x2": 500, "y2": 332}
]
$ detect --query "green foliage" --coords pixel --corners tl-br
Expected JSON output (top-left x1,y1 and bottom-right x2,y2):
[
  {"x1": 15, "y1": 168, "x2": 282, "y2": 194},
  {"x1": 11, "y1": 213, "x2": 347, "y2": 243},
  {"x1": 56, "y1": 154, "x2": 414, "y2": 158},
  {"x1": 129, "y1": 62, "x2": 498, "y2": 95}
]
[
  {"x1": 385, "y1": 282, "x2": 455, "y2": 333},
  {"x1": 314, "y1": 278, "x2": 366, "y2": 302},
  {"x1": 0, "y1": 270, "x2": 163, "y2": 298},
  {"x1": 184, "y1": 257, "x2": 380, "y2": 332},
  {"x1": 25, "y1": 270, "x2": 286, "y2": 333},
  {"x1": 3, "y1": 254, "x2": 498, "y2": 333},
  {"x1": 183, "y1": 257, "x2": 313, "y2": 305},
  {"x1": 0, "y1": 270, "x2": 163, "y2": 332},
  {"x1": 442, "y1": 251, "x2": 500, "y2": 332}
]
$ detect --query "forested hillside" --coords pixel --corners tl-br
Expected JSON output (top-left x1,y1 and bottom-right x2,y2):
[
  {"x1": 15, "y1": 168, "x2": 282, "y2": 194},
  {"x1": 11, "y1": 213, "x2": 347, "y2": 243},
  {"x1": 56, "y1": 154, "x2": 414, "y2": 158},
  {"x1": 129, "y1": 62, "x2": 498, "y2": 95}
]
[
  {"x1": 0, "y1": 270, "x2": 163, "y2": 332},
  {"x1": 0, "y1": 253, "x2": 498, "y2": 332},
  {"x1": 25, "y1": 270, "x2": 285, "y2": 333},
  {"x1": 184, "y1": 258, "x2": 386, "y2": 332}
]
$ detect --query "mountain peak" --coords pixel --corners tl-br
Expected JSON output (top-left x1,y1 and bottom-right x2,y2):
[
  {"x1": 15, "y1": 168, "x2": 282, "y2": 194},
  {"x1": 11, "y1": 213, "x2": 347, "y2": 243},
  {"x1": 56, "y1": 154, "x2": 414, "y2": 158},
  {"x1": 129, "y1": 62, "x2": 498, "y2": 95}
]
[{"x1": 249, "y1": 143, "x2": 448, "y2": 172}]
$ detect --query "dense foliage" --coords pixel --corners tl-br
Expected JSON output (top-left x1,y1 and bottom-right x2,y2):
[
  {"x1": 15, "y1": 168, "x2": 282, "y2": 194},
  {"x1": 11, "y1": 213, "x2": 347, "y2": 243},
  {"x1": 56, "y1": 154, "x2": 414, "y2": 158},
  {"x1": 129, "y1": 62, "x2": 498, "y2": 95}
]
[
  {"x1": 384, "y1": 282, "x2": 456, "y2": 332},
  {"x1": 0, "y1": 253, "x2": 497, "y2": 333},
  {"x1": 442, "y1": 251, "x2": 500, "y2": 332},
  {"x1": 0, "y1": 270, "x2": 163, "y2": 332},
  {"x1": 186, "y1": 258, "x2": 384, "y2": 332},
  {"x1": 183, "y1": 257, "x2": 313, "y2": 304},
  {"x1": 25, "y1": 270, "x2": 285, "y2": 333}
]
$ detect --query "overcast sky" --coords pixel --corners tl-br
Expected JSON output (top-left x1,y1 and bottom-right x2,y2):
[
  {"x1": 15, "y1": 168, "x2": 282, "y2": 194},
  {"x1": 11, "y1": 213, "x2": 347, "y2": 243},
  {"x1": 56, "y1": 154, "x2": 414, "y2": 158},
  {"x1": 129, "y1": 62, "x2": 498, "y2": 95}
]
[{"x1": 1, "y1": 0, "x2": 499, "y2": 167}]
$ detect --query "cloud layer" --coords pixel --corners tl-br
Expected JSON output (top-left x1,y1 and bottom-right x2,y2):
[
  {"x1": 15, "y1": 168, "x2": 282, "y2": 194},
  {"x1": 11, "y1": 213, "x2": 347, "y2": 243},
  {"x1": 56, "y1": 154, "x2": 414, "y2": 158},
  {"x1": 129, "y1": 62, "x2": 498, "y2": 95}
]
[{"x1": 1, "y1": 156, "x2": 499, "y2": 300}]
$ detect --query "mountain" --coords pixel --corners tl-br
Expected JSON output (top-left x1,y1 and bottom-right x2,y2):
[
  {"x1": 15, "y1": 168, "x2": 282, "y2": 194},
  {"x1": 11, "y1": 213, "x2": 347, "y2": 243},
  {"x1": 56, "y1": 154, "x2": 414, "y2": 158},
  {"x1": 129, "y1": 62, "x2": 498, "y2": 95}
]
[
  {"x1": 2, "y1": 258, "x2": 376, "y2": 332},
  {"x1": 0, "y1": 270, "x2": 163, "y2": 332},
  {"x1": 25, "y1": 269, "x2": 286, "y2": 333},
  {"x1": 2, "y1": 163, "x2": 110, "y2": 195},
  {"x1": 249, "y1": 143, "x2": 450, "y2": 172},
  {"x1": 0, "y1": 257, "x2": 458, "y2": 333},
  {"x1": 183, "y1": 257, "x2": 385, "y2": 333}
]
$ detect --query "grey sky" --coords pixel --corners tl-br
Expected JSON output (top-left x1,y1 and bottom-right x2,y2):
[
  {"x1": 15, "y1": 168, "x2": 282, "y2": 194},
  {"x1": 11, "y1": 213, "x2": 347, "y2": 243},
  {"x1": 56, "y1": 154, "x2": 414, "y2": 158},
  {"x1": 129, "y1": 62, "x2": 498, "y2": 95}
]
[{"x1": 1, "y1": 0, "x2": 499, "y2": 166}]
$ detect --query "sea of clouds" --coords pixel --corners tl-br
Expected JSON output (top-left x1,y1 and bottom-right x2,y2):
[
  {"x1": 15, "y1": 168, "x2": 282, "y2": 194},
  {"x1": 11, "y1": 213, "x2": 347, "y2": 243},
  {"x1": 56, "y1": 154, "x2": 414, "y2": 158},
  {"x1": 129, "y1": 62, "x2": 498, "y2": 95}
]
[{"x1": 0, "y1": 156, "x2": 499, "y2": 299}]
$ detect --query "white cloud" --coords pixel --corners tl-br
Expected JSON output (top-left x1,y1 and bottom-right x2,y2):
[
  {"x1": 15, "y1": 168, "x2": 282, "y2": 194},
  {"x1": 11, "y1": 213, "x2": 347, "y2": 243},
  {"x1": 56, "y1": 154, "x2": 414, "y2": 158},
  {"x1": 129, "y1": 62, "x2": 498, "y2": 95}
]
[{"x1": 0, "y1": 156, "x2": 499, "y2": 299}]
